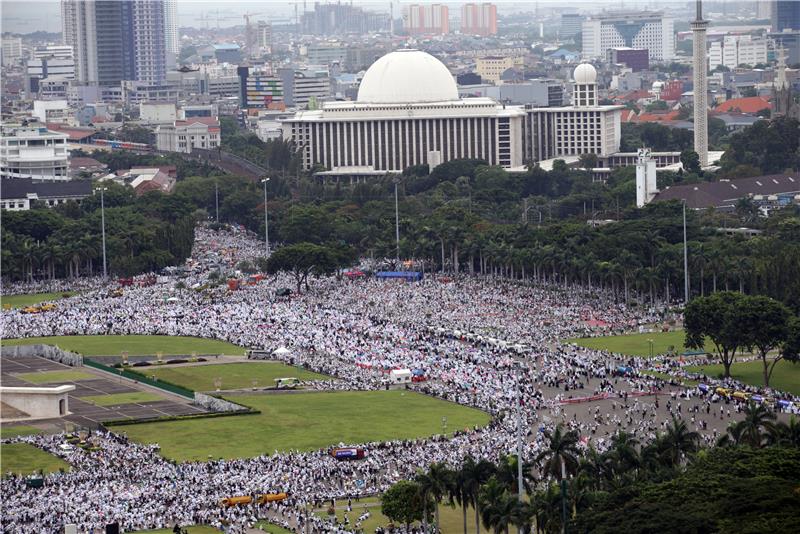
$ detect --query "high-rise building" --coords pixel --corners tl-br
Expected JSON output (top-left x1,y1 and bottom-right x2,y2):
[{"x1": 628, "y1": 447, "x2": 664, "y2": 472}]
[
  {"x1": 258, "y1": 21, "x2": 273, "y2": 55},
  {"x1": 404, "y1": 4, "x2": 449, "y2": 35},
  {"x1": 61, "y1": 0, "x2": 165, "y2": 86},
  {"x1": 560, "y1": 13, "x2": 584, "y2": 39},
  {"x1": 582, "y1": 11, "x2": 674, "y2": 61},
  {"x1": 301, "y1": 3, "x2": 390, "y2": 35},
  {"x1": 461, "y1": 3, "x2": 497, "y2": 36},
  {"x1": 692, "y1": 0, "x2": 709, "y2": 168},
  {"x1": 708, "y1": 35, "x2": 768, "y2": 70},
  {"x1": 164, "y1": 0, "x2": 179, "y2": 68},
  {"x1": 772, "y1": 0, "x2": 800, "y2": 32},
  {"x1": 2, "y1": 37, "x2": 23, "y2": 67}
]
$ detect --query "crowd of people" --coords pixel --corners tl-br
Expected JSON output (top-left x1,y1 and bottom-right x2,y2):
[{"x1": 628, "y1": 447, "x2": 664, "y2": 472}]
[{"x1": 2, "y1": 225, "x2": 796, "y2": 533}]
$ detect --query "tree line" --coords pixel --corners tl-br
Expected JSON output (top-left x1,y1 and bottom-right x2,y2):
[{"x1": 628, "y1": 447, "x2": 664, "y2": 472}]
[{"x1": 377, "y1": 409, "x2": 799, "y2": 534}]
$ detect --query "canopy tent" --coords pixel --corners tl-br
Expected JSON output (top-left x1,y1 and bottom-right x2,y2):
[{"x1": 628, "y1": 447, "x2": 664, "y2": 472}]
[{"x1": 273, "y1": 347, "x2": 291, "y2": 356}]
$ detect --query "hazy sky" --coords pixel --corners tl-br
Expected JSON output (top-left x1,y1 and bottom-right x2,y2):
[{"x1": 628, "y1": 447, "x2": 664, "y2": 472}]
[{"x1": 0, "y1": 0, "x2": 721, "y2": 36}]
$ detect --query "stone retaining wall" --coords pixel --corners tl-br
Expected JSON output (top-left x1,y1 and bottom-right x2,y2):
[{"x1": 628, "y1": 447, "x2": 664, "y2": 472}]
[
  {"x1": 1, "y1": 344, "x2": 83, "y2": 367},
  {"x1": 193, "y1": 392, "x2": 251, "y2": 413}
]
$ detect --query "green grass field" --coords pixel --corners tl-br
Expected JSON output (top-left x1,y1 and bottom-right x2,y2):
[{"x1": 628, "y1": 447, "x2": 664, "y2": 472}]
[
  {"x1": 252, "y1": 521, "x2": 295, "y2": 534},
  {"x1": 0, "y1": 425, "x2": 42, "y2": 438},
  {"x1": 1, "y1": 291, "x2": 75, "y2": 309},
  {"x1": 141, "y1": 362, "x2": 330, "y2": 391},
  {"x1": 0, "y1": 443, "x2": 69, "y2": 476},
  {"x1": 16, "y1": 370, "x2": 96, "y2": 384},
  {"x1": 80, "y1": 392, "x2": 165, "y2": 406},
  {"x1": 566, "y1": 330, "x2": 693, "y2": 357},
  {"x1": 315, "y1": 496, "x2": 493, "y2": 533},
  {"x1": 685, "y1": 359, "x2": 800, "y2": 395},
  {"x1": 117, "y1": 390, "x2": 490, "y2": 462},
  {"x1": 133, "y1": 527, "x2": 220, "y2": 534},
  {"x1": 2, "y1": 335, "x2": 245, "y2": 356}
]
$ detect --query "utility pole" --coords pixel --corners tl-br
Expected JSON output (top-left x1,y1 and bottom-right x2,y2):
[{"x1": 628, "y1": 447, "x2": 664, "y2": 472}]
[
  {"x1": 683, "y1": 201, "x2": 689, "y2": 303},
  {"x1": 97, "y1": 187, "x2": 108, "y2": 280},
  {"x1": 261, "y1": 178, "x2": 271, "y2": 257},
  {"x1": 561, "y1": 457, "x2": 568, "y2": 534}
]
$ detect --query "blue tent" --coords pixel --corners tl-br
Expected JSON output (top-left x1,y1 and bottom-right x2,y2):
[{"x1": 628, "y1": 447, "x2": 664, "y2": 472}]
[{"x1": 375, "y1": 271, "x2": 423, "y2": 282}]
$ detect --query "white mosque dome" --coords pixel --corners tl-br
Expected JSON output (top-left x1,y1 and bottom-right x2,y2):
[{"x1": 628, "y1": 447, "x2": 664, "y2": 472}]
[
  {"x1": 573, "y1": 63, "x2": 597, "y2": 85},
  {"x1": 357, "y1": 49, "x2": 459, "y2": 104}
]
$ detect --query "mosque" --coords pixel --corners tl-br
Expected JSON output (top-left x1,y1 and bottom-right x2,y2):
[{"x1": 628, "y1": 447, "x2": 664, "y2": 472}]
[{"x1": 281, "y1": 49, "x2": 622, "y2": 176}]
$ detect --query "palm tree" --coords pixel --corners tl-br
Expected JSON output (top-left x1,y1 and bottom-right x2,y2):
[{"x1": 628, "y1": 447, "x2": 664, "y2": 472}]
[
  {"x1": 729, "y1": 402, "x2": 777, "y2": 448},
  {"x1": 578, "y1": 446, "x2": 612, "y2": 490},
  {"x1": 479, "y1": 477, "x2": 518, "y2": 534},
  {"x1": 607, "y1": 431, "x2": 640, "y2": 479},
  {"x1": 416, "y1": 462, "x2": 452, "y2": 533},
  {"x1": 460, "y1": 456, "x2": 497, "y2": 534},
  {"x1": 451, "y1": 460, "x2": 474, "y2": 534},
  {"x1": 660, "y1": 416, "x2": 700, "y2": 467},
  {"x1": 495, "y1": 454, "x2": 533, "y2": 495},
  {"x1": 767, "y1": 416, "x2": 800, "y2": 447},
  {"x1": 535, "y1": 424, "x2": 580, "y2": 481}
]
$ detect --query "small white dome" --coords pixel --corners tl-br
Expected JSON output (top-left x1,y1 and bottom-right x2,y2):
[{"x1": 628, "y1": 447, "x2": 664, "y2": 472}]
[
  {"x1": 573, "y1": 63, "x2": 597, "y2": 85},
  {"x1": 357, "y1": 49, "x2": 458, "y2": 104},
  {"x1": 652, "y1": 81, "x2": 665, "y2": 89}
]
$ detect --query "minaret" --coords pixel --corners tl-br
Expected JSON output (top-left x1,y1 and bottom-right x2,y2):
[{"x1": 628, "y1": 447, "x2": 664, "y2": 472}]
[{"x1": 692, "y1": 0, "x2": 709, "y2": 167}]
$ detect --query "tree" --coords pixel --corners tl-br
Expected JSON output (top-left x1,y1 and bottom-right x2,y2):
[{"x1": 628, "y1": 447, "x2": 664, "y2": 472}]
[
  {"x1": 728, "y1": 403, "x2": 777, "y2": 448},
  {"x1": 535, "y1": 424, "x2": 580, "y2": 481},
  {"x1": 660, "y1": 416, "x2": 700, "y2": 468},
  {"x1": 680, "y1": 149, "x2": 701, "y2": 174},
  {"x1": 578, "y1": 153, "x2": 598, "y2": 172},
  {"x1": 416, "y1": 462, "x2": 453, "y2": 533},
  {"x1": 684, "y1": 291, "x2": 749, "y2": 378},
  {"x1": 739, "y1": 295, "x2": 794, "y2": 388},
  {"x1": 264, "y1": 242, "x2": 342, "y2": 293},
  {"x1": 381, "y1": 480, "x2": 431, "y2": 532}
]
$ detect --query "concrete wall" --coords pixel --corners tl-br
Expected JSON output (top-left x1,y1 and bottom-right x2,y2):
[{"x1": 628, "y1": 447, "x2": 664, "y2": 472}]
[
  {"x1": 1, "y1": 344, "x2": 83, "y2": 366},
  {"x1": 0, "y1": 385, "x2": 76, "y2": 420}
]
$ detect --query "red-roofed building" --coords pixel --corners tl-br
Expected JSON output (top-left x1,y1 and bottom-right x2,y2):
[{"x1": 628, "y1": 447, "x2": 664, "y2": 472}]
[
  {"x1": 629, "y1": 110, "x2": 681, "y2": 123},
  {"x1": 155, "y1": 118, "x2": 220, "y2": 154},
  {"x1": 715, "y1": 96, "x2": 771, "y2": 114},
  {"x1": 45, "y1": 123, "x2": 97, "y2": 144}
]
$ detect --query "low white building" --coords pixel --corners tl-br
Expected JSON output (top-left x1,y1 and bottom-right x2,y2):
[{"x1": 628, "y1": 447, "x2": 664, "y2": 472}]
[
  {"x1": 156, "y1": 117, "x2": 220, "y2": 154},
  {"x1": 0, "y1": 126, "x2": 70, "y2": 181},
  {"x1": 32, "y1": 100, "x2": 73, "y2": 125}
]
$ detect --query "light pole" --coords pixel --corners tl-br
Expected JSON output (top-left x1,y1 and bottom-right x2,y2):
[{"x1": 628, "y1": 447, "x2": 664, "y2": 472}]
[
  {"x1": 261, "y1": 177, "x2": 271, "y2": 257},
  {"x1": 683, "y1": 200, "x2": 689, "y2": 303},
  {"x1": 648, "y1": 339, "x2": 654, "y2": 359},
  {"x1": 96, "y1": 186, "x2": 108, "y2": 280},
  {"x1": 393, "y1": 176, "x2": 401, "y2": 265},
  {"x1": 515, "y1": 365, "x2": 525, "y2": 534},
  {"x1": 215, "y1": 180, "x2": 219, "y2": 222}
]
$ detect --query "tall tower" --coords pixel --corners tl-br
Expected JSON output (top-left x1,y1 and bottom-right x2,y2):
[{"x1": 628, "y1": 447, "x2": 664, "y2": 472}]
[{"x1": 691, "y1": 0, "x2": 709, "y2": 167}]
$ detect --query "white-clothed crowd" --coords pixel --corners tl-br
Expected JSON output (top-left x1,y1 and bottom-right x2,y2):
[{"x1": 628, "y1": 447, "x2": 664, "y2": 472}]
[{"x1": 2, "y1": 226, "x2": 795, "y2": 533}]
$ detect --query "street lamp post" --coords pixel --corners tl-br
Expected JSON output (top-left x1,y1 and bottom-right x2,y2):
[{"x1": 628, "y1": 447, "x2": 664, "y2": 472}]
[
  {"x1": 96, "y1": 187, "x2": 108, "y2": 280},
  {"x1": 215, "y1": 180, "x2": 219, "y2": 223},
  {"x1": 683, "y1": 201, "x2": 689, "y2": 303},
  {"x1": 515, "y1": 365, "x2": 525, "y2": 534},
  {"x1": 393, "y1": 177, "x2": 401, "y2": 265},
  {"x1": 648, "y1": 339, "x2": 654, "y2": 359},
  {"x1": 261, "y1": 178, "x2": 271, "y2": 257}
]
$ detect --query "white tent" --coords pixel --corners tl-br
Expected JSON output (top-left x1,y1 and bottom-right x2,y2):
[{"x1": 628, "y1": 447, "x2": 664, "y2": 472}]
[{"x1": 273, "y1": 347, "x2": 291, "y2": 356}]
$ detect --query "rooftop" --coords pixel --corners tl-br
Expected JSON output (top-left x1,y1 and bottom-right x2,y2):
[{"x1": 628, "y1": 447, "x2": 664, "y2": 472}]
[{"x1": 653, "y1": 173, "x2": 800, "y2": 209}]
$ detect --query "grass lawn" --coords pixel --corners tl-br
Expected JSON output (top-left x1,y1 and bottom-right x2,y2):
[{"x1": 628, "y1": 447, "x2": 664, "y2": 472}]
[
  {"x1": 253, "y1": 521, "x2": 295, "y2": 534},
  {"x1": 2, "y1": 335, "x2": 245, "y2": 357},
  {"x1": 1, "y1": 291, "x2": 75, "y2": 309},
  {"x1": 641, "y1": 370, "x2": 699, "y2": 387},
  {"x1": 141, "y1": 362, "x2": 330, "y2": 391},
  {"x1": 566, "y1": 330, "x2": 693, "y2": 357},
  {"x1": 0, "y1": 443, "x2": 69, "y2": 476},
  {"x1": 16, "y1": 370, "x2": 96, "y2": 384},
  {"x1": 0, "y1": 425, "x2": 42, "y2": 438},
  {"x1": 117, "y1": 390, "x2": 490, "y2": 462},
  {"x1": 315, "y1": 496, "x2": 493, "y2": 533},
  {"x1": 685, "y1": 359, "x2": 800, "y2": 395},
  {"x1": 133, "y1": 527, "x2": 220, "y2": 534},
  {"x1": 80, "y1": 391, "x2": 165, "y2": 406}
]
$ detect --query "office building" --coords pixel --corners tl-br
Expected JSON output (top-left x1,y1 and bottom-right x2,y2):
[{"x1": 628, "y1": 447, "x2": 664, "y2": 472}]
[
  {"x1": 238, "y1": 66, "x2": 285, "y2": 109},
  {"x1": 156, "y1": 118, "x2": 220, "y2": 154},
  {"x1": 238, "y1": 66, "x2": 330, "y2": 109},
  {"x1": 301, "y1": 3, "x2": 390, "y2": 35},
  {"x1": 404, "y1": 4, "x2": 449, "y2": 35},
  {"x1": 2, "y1": 37, "x2": 23, "y2": 67},
  {"x1": 164, "y1": 0, "x2": 179, "y2": 67},
  {"x1": 476, "y1": 56, "x2": 524, "y2": 83},
  {"x1": 33, "y1": 45, "x2": 74, "y2": 60},
  {"x1": 524, "y1": 64, "x2": 623, "y2": 163},
  {"x1": 258, "y1": 21, "x2": 272, "y2": 55},
  {"x1": 607, "y1": 48, "x2": 649, "y2": 72},
  {"x1": 560, "y1": 14, "x2": 584, "y2": 39},
  {"x1": 281, "y1": 49, "x2": 525, "y2": 174},
  {"x1": 772, "y1": 0, "x2": 800, "y2": 32},
  {"x1": 26, "y1": 56, "x2": 75, "y2": 94},
  {"x1": 770, "y1": 31, "x2": 800, "y2": 65},
  {"x1": 459, "y1": 80, "x2": 564, "y2": 107},
  {"x1": 61, "y1": 0, "x2": 166, "y2": 86},
  {"x1": 708, "y1": 35, "x2": 768, "y2": 70},
  {"x1": 461, "y1": 3, "x2": 497, "y2": 36},
  {"x1": 32, "y1": 100, "x2": 72, "y2": 124},
  {"x1": 582, "y1": 11, "x2": 675, "y2": 61},
  {"x1": 1, "y1": 126, "x2": 70, "y2": 181}
]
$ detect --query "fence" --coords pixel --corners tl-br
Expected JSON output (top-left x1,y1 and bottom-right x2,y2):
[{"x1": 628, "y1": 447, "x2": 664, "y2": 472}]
[{"x1": 83, "y1": 358, "x2": 194, "y2": 399}]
